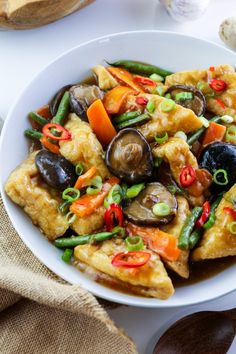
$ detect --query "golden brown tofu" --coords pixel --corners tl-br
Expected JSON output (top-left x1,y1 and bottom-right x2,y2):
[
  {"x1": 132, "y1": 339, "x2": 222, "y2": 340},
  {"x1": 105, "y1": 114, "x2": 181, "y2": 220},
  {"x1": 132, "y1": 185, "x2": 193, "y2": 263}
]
[
  {"x1": 5, "y1": 152, "x2": 69, "y2": 240},
  {"x1": 59, "y1": 114, "x2": 110, "y2": 180},
  {"x1": 192, "y1": 184, "x2": 236, "y2": 261},
  {"x1": 71, "y1": 206, "x2": 105, "y2": 235},
  {"x1": 165, "y1": 64, "x2": 236, "y2": 119},
  {"x1": 74, "y1": 239, "x2": 174, "y2": 299},
  {"x1": 92, "y1": 65, "x2": 118, "y2": 90},
  {"x1": 153, "y1": 137, "x2": 204, "y2": 206},
  {"x1": 161, "y1": 196, "x2": 190, "y2": 278},
  {"x1": 126, "y1": 94, "x2": 202, "y2": 141}
]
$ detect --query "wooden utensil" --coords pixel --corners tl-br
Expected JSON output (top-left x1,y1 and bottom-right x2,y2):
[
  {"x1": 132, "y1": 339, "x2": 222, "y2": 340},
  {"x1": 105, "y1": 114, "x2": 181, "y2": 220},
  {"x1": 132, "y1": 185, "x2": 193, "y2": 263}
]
[
  {"x1": 153, "y1": 308, "x2": 236, "y2": 354},
  {"x1": 0, "y1": 0, "x2": 94, "y2": 29}
]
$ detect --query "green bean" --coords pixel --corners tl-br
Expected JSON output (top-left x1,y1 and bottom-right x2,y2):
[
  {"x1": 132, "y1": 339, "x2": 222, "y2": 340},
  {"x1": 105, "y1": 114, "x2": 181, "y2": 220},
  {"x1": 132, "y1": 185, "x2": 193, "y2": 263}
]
[
  {"x1": 178, "y1": 207, "x2": 203, "y2": 250},
  {"x1": 189, "y1": 228, "x2": 203, "y2": 249},
  {"x1": 203, "y1": 195, "x2": 222, "y2": 230},
  {"x1": 53, "y1": 91, "x2": 70, "y2": 125},
  {"x1": 107, "y1": 60, "x2": 173, "y2": 77},
  {"x1": 54, "y1": 231, "x2": 114, "y2": 248},
  {"x1": 187, "y1": 116, "x2": 221, "y2": 146},
  {"x1": 29, "y1": 112, "x2": 48, "y2": 126},
  {"x1": 61, "y1": 248, "x2": 73, "y2": 263},
  {"x1": 113, "y1": 111, "x2": 140, "y2": 124},
  {"x1": 24, "y1": 129, "x2": 43, "y2": 140},
  {"x1": 116, "y1": 113, "x2": 150, "y2": 129}
]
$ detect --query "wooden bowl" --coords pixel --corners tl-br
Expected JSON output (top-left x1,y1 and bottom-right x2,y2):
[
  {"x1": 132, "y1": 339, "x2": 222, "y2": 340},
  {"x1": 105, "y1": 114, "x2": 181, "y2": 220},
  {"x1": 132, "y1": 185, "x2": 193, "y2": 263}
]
[{"x1": 0, "y1": 0, "x2": 94, "y2": 29}]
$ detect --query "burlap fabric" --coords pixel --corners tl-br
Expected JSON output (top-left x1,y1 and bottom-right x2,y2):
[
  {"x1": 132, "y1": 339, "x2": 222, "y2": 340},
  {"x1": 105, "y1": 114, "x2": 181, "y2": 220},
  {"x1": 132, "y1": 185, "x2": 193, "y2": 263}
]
[{"x1": 0, "y1": 197, "x2": 137, "y2": 354}]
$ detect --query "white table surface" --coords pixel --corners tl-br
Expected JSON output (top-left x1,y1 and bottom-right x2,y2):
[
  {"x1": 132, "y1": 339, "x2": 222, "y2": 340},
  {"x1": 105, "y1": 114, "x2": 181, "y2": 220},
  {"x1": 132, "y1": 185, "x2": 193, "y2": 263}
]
[{"x1": 1, "y1": 0, "x2": 236, "y2": 352}]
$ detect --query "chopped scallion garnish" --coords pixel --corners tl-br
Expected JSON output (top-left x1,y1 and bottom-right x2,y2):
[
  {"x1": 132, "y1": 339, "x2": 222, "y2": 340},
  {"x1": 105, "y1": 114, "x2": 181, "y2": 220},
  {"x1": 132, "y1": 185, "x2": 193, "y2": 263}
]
[
  {"x1": 159, "y1": 99, "x2": 176, "y2": 112},
  {"x1": 175, "y1": 92, "x2": 193, "y2": 101},
  {"x1": 213, "y1": 169, "x2": 228, "y2": 186},
  {"x1": 152, "y1": 202, "x2": 171, "y2": 217},
  {"x1": 62, "y1": 188, "x2": 80, "y2": 202},
  {"x1": 155, "y1": 132, "x2": 168, "y2": 144}
]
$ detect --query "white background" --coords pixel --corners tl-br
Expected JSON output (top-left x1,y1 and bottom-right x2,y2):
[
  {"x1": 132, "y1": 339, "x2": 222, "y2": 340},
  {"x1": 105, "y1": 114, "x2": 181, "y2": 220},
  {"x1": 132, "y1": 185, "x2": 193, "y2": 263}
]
[{"x1": 0, "y1": 0, "x2": 236, "y2": 353}]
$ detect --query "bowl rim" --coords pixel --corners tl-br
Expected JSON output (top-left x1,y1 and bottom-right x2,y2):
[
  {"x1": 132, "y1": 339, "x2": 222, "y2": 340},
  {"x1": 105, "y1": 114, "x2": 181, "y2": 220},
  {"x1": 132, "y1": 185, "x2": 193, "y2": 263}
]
[{"x1": 1, "y1": 30, "x2": 236, "y2": 308}]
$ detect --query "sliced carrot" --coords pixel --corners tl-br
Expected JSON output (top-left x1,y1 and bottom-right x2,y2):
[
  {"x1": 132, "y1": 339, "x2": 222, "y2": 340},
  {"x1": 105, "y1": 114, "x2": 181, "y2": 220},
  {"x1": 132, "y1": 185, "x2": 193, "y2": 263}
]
[
  {"x1": 107, "y1": 67, "x2": 144, "y2": 93},
  {"x1": 36, "y1": 105, "x2": 52, "y2": 119},
  {"x1": 40, "y1": 136, "x2": 59, "y2": 154},
  {"x1": 70, "y1": 176, "x2": 120, "y2": 218},
  {"x1": 126, "y1": 224, "x2": 181, "y2": 262},
  {"x1": 74, "y1": 166, "x2": 97, "y2": 190},
  {"x1": 87, "y1": 99, "x2": 117, "y2": 146},
  {"x1": 201, "y1": 121, "x2": 226, "y2": 147},
  {"x1": 103, "y1": 86, "x2": 136, "y2": 114}
]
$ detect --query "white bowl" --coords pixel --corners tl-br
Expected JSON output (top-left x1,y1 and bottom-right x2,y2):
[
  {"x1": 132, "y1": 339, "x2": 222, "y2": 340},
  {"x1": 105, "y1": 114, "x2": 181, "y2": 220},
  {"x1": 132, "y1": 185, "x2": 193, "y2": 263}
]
[{"x1": 1, "y1": 31, "x2": 236, "y2": 307}]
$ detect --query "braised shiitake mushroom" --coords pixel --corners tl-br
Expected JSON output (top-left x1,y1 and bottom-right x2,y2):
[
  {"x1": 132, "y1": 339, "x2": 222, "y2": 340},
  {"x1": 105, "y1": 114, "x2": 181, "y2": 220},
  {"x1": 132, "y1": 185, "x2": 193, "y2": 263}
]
[
  {"x1": 166, "y1": 85, "x2": 206, "y2": 116},
  {"x1": 106, "y1": 128, "x2": 153, "y2": 183},
  {"x1": 124, "y1": 182, "x2": 177, "y2": 226}
]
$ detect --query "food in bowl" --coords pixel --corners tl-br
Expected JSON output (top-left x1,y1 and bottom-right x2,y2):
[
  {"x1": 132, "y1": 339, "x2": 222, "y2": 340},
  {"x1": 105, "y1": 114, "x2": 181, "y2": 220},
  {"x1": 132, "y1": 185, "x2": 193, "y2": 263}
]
[{"x1": 5, "y1": 60, "x2": 236, "y2": 300}]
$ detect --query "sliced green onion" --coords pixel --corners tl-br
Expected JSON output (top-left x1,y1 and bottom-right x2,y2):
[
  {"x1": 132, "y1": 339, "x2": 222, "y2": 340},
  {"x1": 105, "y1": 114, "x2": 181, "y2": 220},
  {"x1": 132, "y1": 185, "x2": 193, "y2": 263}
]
[
  {"x1": 174, "y1": 131, "x2": 187, "y2": 141},
  {"x1": 75, "y1": 162, "x2": 84, "y2": 176},
  {"x1": 126, "y1": 183, "x2": 145, "y2": 199},
  {"x1": 149, "y1": 73, "x2": 164, "y2": 82},
  {"x1": 104, "y1": 184, "x2": 123, "y2": 208},
  {"x1": 154, "y1": 86, "x2": 164, "y2": 96},
  {"x1": 146, "y1": 100, "x2": 155, "y2": 113},
  {"x1": 59, "y1": 200, "x2": 71, "y2": 215},
  {"x1": 225, "y1": 125, "x2": 236, "y2": 143},
  {"x1": 112, "y1": 226, "x2": 126, "y2": 238},
  {"x1": 197, "y1": 82, "x2": 215, "y2": 97},
  {"x1": 227, "y1": 221, "x2": 236, "y2": 235},
  {"x1": 159, "y1": 99, "x2": 176, "y2": 112},
  {"x1": 213, "y1": 169, "x2": 229, "y2": 186},
  {"x1": 154, "y1": 157, "x2": 163, "y2": 168},
  {"x1": 61, "y1": 248, "x2": 73, "y2": 263},
  {"x1": 175, "y1": 92, "x2": 193, "y2": 101},
  {"x1": 125, "y1": 236, "x2": 144, "y2": 251},
  {"x1": 86, "y1": 176, "x2": 102, "y2": 195},
  {"x1": 221, "y1": 115, "x2": 234, "y2": 124},
  {"x1": 62, "y1": 188, "x2": 80, "y2": 202},
  {"x1": 167, "y1": 185, "x2": 177, "y2": 194},
  {"x1": 198, "y1": 116, "x2": 210, "y2": 128},
  {"x1": 65, "y1": 211, "x2": 77, "y2": 224},
  {"x1": 165, "y1": 93, "x2": 171, "y2": 99},
  {"x1": 155, "y1": 132, "x2": 168, "y2": 144},
  {"x1": 152, "y1": 202, "x2": 171, "y2": 217}
]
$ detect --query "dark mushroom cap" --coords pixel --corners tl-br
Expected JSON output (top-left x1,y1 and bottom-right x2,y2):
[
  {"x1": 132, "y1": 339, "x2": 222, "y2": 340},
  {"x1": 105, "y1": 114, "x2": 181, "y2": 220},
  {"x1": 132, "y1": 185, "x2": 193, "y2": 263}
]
[
  {"x1": 35, "y1": 150, "x2": 77, "y2": 191},
  {"x1": 124, "y1": 182, "x2": 177, "y2": 226},
  {"x1": 69, "y1": 84, "x2": 104, "y2": 120},
  {"x1": 105, "y1": 128, "x2": 153, "y2": 183},
  {"x1": 166, "y1": 85, "x2": 206, "y2": 116}
]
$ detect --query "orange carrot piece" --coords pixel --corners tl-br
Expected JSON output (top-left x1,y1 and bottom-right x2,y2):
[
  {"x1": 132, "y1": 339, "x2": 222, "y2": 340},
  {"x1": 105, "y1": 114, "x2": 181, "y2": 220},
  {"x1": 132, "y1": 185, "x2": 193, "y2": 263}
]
[
  {"x1": 74, "y1": 166, "x2": 97, "y2": 190},
  {"x1": 87, "y1": 99, "x2": 117, "y2": 146},
  {"x1": 36, "y1": 105, "x2": 52, "y2": 119},
  {"x1": 201, "y1": 122, "x2": 226, "y2": 147},
  {"x1": 40, "y1": 136, "x2": 59, "y2": 154},
  {"x1": 126, "y1": 224, "x2": 181, "y2": 262},
  {"x1": 103, "y1": 86, "x2": 136, "y2": 114},
  {"x1": 107, "y1": 67, "x2": 144, "y2": 93},
  {"x1": 70, "y1": 176, "x2": 120, "y2": 218}
]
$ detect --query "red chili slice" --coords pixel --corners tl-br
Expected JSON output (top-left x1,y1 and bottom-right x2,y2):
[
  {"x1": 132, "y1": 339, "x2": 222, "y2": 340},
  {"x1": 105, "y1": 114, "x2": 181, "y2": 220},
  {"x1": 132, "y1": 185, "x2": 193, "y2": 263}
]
[
  {"x1": 104, "y1": 203, "x2": 123, "y2": 231},
  {"x1": 135, "y1": 96, "x2": 148, "y2": 105},
  {"x1": 209, "y1": 66, "x2": 215, "y2": 72},
  {"x1": 180, "y1": 166, "x2": 196, "y2": 188},
  {"x1": 215, "y1": 98, "x2": 226, "y2": 109},
  {"x1": 133, "y1": 76, "x2": 156, "y2": 86},
  {"x1": 42, "y1": 123, "x2": 72, "y2": 141},
  {"x1": 196, "y1": 201, "x2": 211, "y2": 228},
  {"x1": 209, "y1": 79, "x2": 227, "y2": 92},
  {"x1": 223, "y1": 207, "x2": 236, "y2": 221},
  {"x1": 111, "y1": 251, "x2": 151, "y2": 268}
]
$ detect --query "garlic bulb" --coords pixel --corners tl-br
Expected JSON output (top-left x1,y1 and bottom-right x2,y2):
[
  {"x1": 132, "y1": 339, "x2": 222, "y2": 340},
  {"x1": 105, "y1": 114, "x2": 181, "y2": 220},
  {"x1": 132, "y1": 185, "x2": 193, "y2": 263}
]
[
  {"x1": 219, "y1": 17, "x2": 236, "y2": 51},
  {"x1": 159, "y1": 0, "x2": 210, "y2": 22}
]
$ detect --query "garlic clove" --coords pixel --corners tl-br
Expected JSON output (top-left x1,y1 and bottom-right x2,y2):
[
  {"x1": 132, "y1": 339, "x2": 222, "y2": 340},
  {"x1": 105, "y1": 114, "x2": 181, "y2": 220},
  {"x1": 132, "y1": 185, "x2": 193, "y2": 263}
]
[
  {"x1": 219, "y1": 17, "x2": 236, "y2": 51},
  {"x1": 159, "y1": 0, "x2": 210, "y2": 23}
]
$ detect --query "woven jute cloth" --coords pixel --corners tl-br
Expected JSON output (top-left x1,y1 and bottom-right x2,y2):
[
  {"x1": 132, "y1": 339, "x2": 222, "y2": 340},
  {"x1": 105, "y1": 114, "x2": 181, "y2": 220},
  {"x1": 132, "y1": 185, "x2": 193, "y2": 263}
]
[{"x1": 0, "y1": 197, "x2": 137, "y2": 354}]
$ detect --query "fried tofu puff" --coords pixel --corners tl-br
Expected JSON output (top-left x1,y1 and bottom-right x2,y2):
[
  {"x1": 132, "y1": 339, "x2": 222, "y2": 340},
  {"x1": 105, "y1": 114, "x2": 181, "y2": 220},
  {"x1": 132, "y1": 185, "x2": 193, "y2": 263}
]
[
  {"x1": 192, "y1": 184, "x2": 236, "y2": 261},
  {"x1": 5, "y1": 152, "x2": 69, "y2": 240},
  {"x1": 74, "y1": 239, "x2": 174, "y2": 299},
  {"x1": 166, "y1": 64, "x2": 236, "y2": 120}
]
